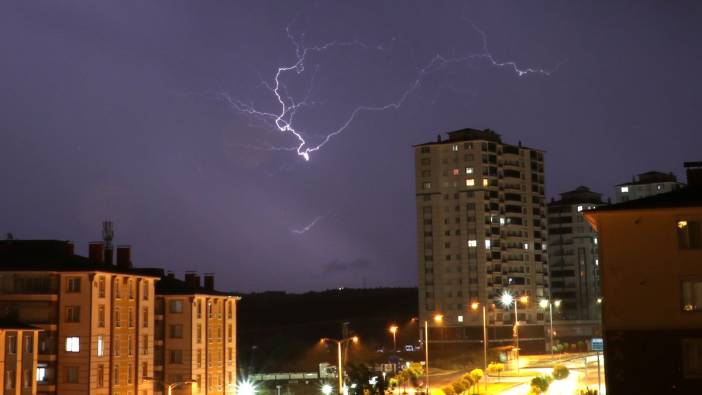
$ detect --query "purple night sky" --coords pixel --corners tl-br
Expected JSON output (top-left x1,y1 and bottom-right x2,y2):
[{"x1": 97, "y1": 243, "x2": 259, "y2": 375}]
[{"x1": 1, "y1": 1, "x2": 701, "y2": 291}]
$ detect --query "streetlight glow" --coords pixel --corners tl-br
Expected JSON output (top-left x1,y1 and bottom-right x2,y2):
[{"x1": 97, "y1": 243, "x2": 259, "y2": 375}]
[
  {"x1": 519, "y1": 295, "x2": 529, "y2": 304},
  {"x1": 389, "y1": 325, "x2": 398, "y2": 334},
  {"x1": 433, "y1": 314, "x2": 443, "y2": 323},
  {"x1": 500, "y1": 291, "x2": 513, "y2": 307},
  {"x1": 554, "y1": 300, "x2": 562, "y2": 308},
  {"x1": 322, "y1": 384, "x2": 333, "y2": 395},
  {"x1": 471, "y1": 302, "x2": 480, "y2": 311},
  {"x1": 539, "y1": 299, "x2": 549, "y2": 309},
  {"x1": 352, "y1": 336, "x2": 359, "y2": 343},
  {"x1": 238, "y1": 380, "x2": 256, "y2": 395}
]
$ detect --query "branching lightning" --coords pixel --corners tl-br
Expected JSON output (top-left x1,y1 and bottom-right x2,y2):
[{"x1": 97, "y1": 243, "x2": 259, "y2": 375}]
[
  {"x1": 291, "y1": 215, "x2": 324, "y2": 235},
  {"x1": 221, "y1": 21, "x2": 561, "y2": 161}
]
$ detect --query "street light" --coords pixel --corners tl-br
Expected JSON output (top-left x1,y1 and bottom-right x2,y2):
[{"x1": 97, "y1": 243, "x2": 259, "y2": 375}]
[
  {"x1": 168, "y1": 379, "x2": 198, "y2": 395},
  {"x1": 500, "y1": 291, "x2": 527, "y2": 375},
  {"x1": 321, "y1": 336, "x2": 359, "y2": 395},
  {"x1": 424, "y1": 314, "x2": 443, "y2": 395},
  {"x1": 389, "y1": 325, "x2": 398, "y2": 352},
  {"x1": 539, "y1": 299, "x2": 561, "y2": 358},
  {"x1": 470, "y1": 303, "x2": 488, "y2": 394}
]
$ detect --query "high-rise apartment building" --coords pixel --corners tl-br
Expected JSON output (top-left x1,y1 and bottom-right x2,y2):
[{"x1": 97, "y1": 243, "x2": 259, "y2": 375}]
[
  {"x1": 154, "y1": 273, "x2": 239, "y2": 395},
  {"x1": 615, "y1": 170, "x2": 684, "y2": 203},
  {"x1": 0, "y1": 240, "x2": 158, "y2": 395},
  {"x1": 414, "y1": 128, "x2": 548, "y2": 341},
  {"x1": 547, "y1": 186, "x2": 605, "y2": 321}
]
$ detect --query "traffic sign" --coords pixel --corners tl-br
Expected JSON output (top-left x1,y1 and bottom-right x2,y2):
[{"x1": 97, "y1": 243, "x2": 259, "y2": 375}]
[{"x1": 591, "y1": 337, "x2": 604, "y2": 352}]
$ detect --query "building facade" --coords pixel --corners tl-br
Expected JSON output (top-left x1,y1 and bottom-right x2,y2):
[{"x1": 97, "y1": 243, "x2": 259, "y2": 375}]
[
  {"x1": 0, "y1": 323, "x2": 41, "y2": 395},
  {"x1": 0, "y1": 240, "x2": 158, "y2": 395},
  {"x1": 154, "y1": 273, "x2": 239, "y2": 395},
  {"x1": 414, "y1": 128, "x2": 549, "y2": 342},
  {"x1": 547, "y1": 186, "x2": 605, "y2": 320},
  {"x1": 615, "y1": 170, "x2": 684, "y2": 203},
  {"x1": 585, "y1": 163, "x2": 702, "y2": 394}
]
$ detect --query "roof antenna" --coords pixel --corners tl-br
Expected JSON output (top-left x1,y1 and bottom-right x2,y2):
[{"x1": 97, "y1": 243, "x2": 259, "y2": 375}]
[{"x1": 102, "y1": 221, "x2": 114, "y2": 249}]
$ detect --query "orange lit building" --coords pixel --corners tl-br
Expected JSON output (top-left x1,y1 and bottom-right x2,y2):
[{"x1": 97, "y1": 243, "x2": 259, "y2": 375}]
[
  {"x1": 0, "y1": 322, "x2": 41, "y2": 394},
  {"x1": 154, "y1": 272, "x2": 239, "y2": 395},
  {"x1": 0, "y1": 240, "x2": 159, "y2": 395},
  {"x1": 585, "y1": 162, "x2": 702, "y2": 393}
]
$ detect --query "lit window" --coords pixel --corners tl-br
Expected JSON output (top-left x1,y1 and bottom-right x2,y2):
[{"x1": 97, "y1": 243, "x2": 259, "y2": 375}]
[
  {"x1": 468, "y1": 240, "x2": 477, "y2": 247},
  {"x1": 678, "y1": 220, "x2": 702, "y2": 249},
  {"x1": 465, "y1": 167, "x2": 473, "y2": 175},
  {"x1": 621, "y1": 186, "x2": 629, "y2": 193},
  {"x1": 524, "y1": 243, "x2": 529, "y2": 250},
  {"x1": 36, "y1": 366, "x2": 46, "y2": 383},
  {"x1": 577, "y1": 206, "x2": 583, "y2": 212},
  {"x1": 485, "y1": 240, "x2": 491, "y2": 249},
  {"x1": 452, "y1": 144, "x2": 459, "y2": 151},
  {"x1": 657, "y1": 184, "x2": 662, "y2": 191},
  {"x1": 683, "y1": 281, "x2": 702, "y2": 312},
  {"x1": 483, "y1": 179, "x2": 489, "y2": 187},
  {"x1": 452, "y1": 168, "x2": 460, "y2": 176},
  {"x1": 595, "y1": 259, "x2": 599, "y2": 266},
  {"x1": 457, "y1": 315, "x2": 463, "y2": 323},
  {"x1": 499, "y1": 217, "x2": 505, "y2": 226},
  {"x1": 466, "y1": 179, "x2": 475, "y2": 187},
  {"x1": 97, "y1": 336, "x2": 104, "y2": 357},
  {"x1": 594, "y1": 238, "x2": 598, "y2": 245},
  {"x1": 65, "y1": 337, "x2": 80, "y2": 353},
  {"x1": 423, "y1": 182, "x2": 432, "y2": 190},
  {"x1": 542, "y1": 243, "x2": 547, "y2": 251}
]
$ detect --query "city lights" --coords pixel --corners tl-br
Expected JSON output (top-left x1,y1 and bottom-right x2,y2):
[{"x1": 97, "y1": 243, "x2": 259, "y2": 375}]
[
  {"x1": 238, "y1": 380, "x2": 257, "y2": 395},
  {"x1": 321, "y1": 384, "x2": 333, "y2": 395}
]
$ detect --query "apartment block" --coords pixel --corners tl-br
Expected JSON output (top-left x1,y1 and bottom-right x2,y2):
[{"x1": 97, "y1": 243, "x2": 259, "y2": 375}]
[
  {"x1": 154, "y1": 273, "x2": 239, "y2": 395},
  {"x1": 547, "y1": 186, "x2": 605, "y2": 320},
  {"x1": 414, "y1": 128, "x2": 548, "y2": 341},
  {"x1": 0, "y1": 240, "x2": 158, "y2": 395},
  {"x1": 615, "y1": 170, "x2": 684, "y2": 203},
  {"x1": 585, "y1": 163, "x2": 702, "y2": 393},
  {"x1": 0, "y1": 323, "x2": 41, "y2": 395}
]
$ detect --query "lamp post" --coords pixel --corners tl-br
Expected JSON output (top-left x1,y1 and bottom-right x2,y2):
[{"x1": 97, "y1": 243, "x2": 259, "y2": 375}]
[
  {"x1": 471, "y1": 302, "x2": 488, "y2": 394},
  {"x1": 501, "y1": 292, "x2": 527, "y2": 375},
  {"x1": 167, "y1": 379, "x2": 197, "y2": 395},
  {"x1": 389, "y1": 325, "x2": 398, "y2": 352},
  {"x1": 321, "y1": 336, "x2": 359, "y2": 395},
  {"x1": 424, "y1": 314, "x2": 443, "y2": 395},
  {"x1": 539, "y1": 299, "x2": 561, "y2": 358}
]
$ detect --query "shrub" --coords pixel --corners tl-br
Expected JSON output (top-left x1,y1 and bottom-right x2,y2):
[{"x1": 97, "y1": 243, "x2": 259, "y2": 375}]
[
  {"x1": 578, "y1": 388, "x2": 598, "y2": 395},
  {"x1": 442, "y1": 386, "x2": 456, "y2": 395},
  {"x1": 552, "y1": 364, "x2": 570, "y2": 380},
  {"x1": 453, "y1": 380, "x2": 466, "y2": 394},
  {"x1": 530, "y1": 375, "x2": 553, "y2": 394},
  {"x1": 469, "y1": 368, "x2": 483, "y2": 383},
  {"x1": 487, "y1": 362, "x2": 504, "y2": 382}
]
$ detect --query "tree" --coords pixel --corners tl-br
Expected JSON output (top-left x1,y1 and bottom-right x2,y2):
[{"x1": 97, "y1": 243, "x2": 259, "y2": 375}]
[
  {"x1": 469, "y1": 369, "x2": 483, "y2": 394},
  {"x1": 451, "y1": 380, "x2": 465, "y2": 395},
  {"x1": 529, "y1": 375, "x2": 553, "y2": 394},
  {"x1": 460, "y1": 373, "x2": 475, "y2": 394},
  {"x1": 487, "y1": 362, "x2": 504, "y2": 383},
  {"x1": 552, "y1": 364, "x2": 570, "y2": 380},
  {"x1": 394, "y1": 362, "x2": 424, "y2": 394}
]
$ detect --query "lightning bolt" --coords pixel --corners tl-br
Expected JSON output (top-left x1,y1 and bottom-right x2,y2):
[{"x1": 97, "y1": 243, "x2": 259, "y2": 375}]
[
  {"x1": 222, "y1": 21, "x2": 561, "y2": 161},
  {"x1": 291, "y1": 215, "x2": 324, "y2": 235}
]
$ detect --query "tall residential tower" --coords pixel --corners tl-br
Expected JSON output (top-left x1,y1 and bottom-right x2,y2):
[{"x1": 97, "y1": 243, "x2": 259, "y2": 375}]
[
  {"x1": 414, "y1": 129, "x2": 548, "y2": 343},
  {"x1": 547, "y1": 186, "x2": 605, "y2": 320}
]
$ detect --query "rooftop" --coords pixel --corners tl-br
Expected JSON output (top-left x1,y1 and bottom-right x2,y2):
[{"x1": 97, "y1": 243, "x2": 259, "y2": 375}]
[
  {"x1": 156, "y1": 273, "x2": 239, "y2": 297},
  {"x1": 414, "y1": 127, "x2": 543, "y2": 151},
  {"x1": 0, "y1": 239, "x2": 159, "y2": 277},
  {"x1": 588, "y1": 185, "x2": 702, "y2": 213},
  {"x1": 616, "y1": 170, "x2": 681, "y2": 187},
  {"x1": 549, "y1": 186, "x2": 605, "y2": 206}
]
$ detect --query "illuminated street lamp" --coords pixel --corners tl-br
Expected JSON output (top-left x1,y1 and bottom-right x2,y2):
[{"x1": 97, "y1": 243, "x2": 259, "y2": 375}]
[
  {"x1": 539, "y1": 299, "x2": 561, "y2": 358},
  {"x1": 424, "y1": 314, "x2": 443, "y2": 394},
  {"x1": 321, "y1": 336, "x2": 359, "y2": 395},
  {"x1": 470, "y1": 302, "x2": 488, "y2": 394},
  {"x1": 322, "y1": 384, "x2": 333, "y2": 395},
  {"x1": 389, "y1": 325, "x2": 398, "y2": 352},
  {"x1": 501, "y1": 291, "x2": 528, "y2": 375}
]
